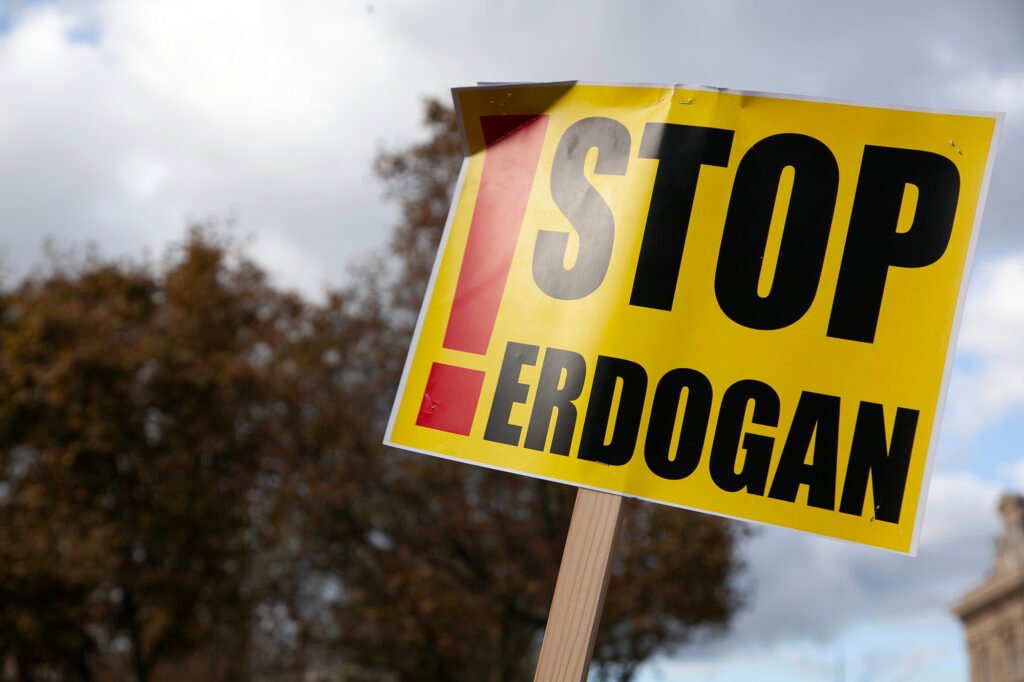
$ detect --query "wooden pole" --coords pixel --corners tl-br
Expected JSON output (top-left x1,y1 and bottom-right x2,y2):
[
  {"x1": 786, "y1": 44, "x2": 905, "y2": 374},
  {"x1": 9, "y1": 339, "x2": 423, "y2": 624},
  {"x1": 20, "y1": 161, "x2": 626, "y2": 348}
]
[{"x1": 534, "y1": 488, "x2": 624, "y2": 682}]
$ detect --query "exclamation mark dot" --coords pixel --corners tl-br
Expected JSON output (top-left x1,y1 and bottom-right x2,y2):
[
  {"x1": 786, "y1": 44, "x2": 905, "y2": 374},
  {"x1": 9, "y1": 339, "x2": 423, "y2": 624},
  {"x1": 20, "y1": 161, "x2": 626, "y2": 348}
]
[{"x1": 417, "y1": 114, "x2": 549, "y2": 436}]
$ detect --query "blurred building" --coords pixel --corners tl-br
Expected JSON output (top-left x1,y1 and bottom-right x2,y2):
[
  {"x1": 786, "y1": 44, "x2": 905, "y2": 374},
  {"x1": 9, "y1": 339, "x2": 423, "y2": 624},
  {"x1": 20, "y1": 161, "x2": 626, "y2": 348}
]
[{"x1": 954, "y1": 494, "x2": 1024, "y2": 682}]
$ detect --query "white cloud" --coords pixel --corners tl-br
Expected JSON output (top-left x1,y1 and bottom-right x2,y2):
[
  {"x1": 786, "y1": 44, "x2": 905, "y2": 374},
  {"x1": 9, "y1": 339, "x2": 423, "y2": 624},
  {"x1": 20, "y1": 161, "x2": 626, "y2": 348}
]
[
  {"x1": 947, "y1": 252, "x2": 1024, "y2": 436},
  {"x1": 0, "y1": 0, "x2": 430, "y2": 294},
  {"x1": 1010, "y1": 460, "x2": 1024, "y2": 493},
  {"x1": 1, "y1": 0, "x2": 1023, "y2": 296},
  {"x1": 958, "y1": 71, "x2": 1024, "y2": 115},
  {"x1": 648, "y1": 616, "x2": 967, "y2": 682},
  {"x1": 959, "y1": 253, "x2": 1024, "y2": 355}
]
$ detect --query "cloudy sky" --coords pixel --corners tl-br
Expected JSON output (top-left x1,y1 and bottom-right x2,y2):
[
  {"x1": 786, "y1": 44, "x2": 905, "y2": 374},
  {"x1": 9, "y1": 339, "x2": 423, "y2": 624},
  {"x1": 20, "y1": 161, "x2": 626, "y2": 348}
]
[{"x1": 1, "y1": 1, "x2": 1022, "y2": 679}]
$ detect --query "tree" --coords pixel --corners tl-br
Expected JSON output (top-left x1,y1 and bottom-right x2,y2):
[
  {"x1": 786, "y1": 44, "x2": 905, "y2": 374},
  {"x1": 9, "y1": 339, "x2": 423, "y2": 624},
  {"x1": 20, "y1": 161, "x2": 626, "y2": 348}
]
[{"x1": 0, "y1": 233, "x2": 305, "y2": 682}]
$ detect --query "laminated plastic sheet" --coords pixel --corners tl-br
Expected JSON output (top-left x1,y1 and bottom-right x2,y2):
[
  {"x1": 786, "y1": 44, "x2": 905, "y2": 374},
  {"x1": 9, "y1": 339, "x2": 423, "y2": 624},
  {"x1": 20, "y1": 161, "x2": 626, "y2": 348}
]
[{"x1": 385, "y1": 83, "x2": 1002, "y2": 554}]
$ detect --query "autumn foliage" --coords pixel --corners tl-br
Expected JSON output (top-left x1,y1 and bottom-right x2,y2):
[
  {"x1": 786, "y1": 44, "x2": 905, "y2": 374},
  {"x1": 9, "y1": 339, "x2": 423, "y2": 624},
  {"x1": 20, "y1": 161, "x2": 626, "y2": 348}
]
[{"x1": 0, "y1": 100, "x2": 746, "y2": 682}]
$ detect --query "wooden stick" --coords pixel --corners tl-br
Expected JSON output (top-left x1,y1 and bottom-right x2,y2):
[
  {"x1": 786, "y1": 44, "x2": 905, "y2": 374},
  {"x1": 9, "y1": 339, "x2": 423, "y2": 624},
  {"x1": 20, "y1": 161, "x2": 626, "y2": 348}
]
[{"x1": 534, "y1": 488, "x2": 624, "y2": 682}]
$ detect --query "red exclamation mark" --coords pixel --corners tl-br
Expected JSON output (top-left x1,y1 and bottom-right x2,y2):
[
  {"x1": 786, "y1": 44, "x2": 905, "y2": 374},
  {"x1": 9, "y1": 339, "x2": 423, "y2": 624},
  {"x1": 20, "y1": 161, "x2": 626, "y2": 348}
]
[{"x1": 417, "y1": 114, "x2": 549, "y2": 436}]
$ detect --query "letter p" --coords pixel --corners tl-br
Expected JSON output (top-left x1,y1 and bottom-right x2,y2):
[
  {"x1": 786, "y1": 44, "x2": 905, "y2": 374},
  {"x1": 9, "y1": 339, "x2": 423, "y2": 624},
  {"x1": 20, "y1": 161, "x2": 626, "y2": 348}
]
[{"x1": 828, "y1": 146, "x2": 960, "y2": 343}]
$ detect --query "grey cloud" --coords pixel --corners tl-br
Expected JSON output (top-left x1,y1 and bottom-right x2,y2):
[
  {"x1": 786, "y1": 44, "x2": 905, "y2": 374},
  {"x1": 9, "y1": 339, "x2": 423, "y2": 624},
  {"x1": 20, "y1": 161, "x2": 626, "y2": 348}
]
[
  {"x1": 673, "y1": 472, "x2": 999, "y2": 659},
  {"x1": 1, "y1": 0, "x2": 1021, "y2": 293}
]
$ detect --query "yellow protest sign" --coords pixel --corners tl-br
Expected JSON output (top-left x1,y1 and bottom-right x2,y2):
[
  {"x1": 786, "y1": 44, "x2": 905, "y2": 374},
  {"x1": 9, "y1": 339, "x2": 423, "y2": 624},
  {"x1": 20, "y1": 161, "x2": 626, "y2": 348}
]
[{"x1": 385, "y1": 83, "x2": 1001, "y2": 554}]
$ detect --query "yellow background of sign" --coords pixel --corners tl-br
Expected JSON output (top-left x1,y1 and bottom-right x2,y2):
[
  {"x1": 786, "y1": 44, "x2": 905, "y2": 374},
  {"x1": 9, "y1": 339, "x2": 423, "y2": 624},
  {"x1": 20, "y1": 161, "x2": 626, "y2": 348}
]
[{"x1": 386, "y1": 84, "x2": 1000, "y2": 554}]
